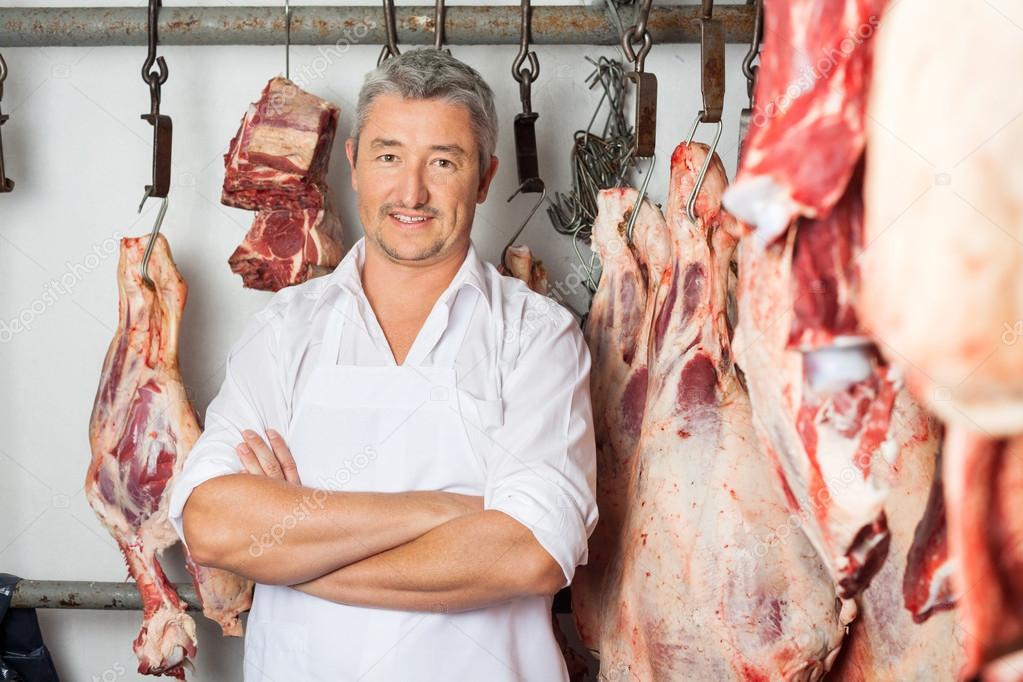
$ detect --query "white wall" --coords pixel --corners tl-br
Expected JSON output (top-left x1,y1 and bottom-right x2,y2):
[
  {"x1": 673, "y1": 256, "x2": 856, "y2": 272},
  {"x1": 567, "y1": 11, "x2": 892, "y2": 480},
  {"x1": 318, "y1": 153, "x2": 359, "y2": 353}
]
[{"x1": 0, "y1": 0, "x2": 752, "y2": 678}]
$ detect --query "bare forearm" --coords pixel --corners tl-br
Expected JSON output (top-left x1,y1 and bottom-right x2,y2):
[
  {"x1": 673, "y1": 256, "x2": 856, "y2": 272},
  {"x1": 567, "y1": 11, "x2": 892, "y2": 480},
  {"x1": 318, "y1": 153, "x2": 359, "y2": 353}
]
[
  {"x1": 182, "y1": 473, "x2": 473, "y2": 585},
  {"x1": 292, "y1": 510, "x2": 565, "y2": 612}
]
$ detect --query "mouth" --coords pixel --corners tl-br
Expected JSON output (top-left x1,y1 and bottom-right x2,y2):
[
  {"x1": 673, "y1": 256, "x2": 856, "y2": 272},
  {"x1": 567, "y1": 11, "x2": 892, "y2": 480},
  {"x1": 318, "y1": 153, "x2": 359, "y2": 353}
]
[{"x1": 389, "y1": 211, "x2": 435, "y2": 229}]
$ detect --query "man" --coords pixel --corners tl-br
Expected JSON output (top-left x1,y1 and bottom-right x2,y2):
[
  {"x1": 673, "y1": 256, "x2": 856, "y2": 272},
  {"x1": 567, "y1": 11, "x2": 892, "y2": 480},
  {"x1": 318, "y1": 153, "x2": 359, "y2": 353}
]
[{"x1": 168, "y1": 48, "x2": 598, "y2": 681}]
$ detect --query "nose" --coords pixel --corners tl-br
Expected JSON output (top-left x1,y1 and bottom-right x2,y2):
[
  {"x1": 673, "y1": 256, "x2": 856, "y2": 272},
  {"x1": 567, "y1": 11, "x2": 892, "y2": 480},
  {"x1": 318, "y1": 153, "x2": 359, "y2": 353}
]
[{"x1": 396, "y1": 163, "x2": 429, "y2": 209}]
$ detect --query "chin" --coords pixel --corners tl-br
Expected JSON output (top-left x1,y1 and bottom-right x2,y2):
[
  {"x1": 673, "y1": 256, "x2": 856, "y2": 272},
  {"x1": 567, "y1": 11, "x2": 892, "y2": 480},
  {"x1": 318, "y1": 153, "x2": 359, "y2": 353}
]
[{"x1": 376, "y1": 226, "x2": 447, "y2": 262}]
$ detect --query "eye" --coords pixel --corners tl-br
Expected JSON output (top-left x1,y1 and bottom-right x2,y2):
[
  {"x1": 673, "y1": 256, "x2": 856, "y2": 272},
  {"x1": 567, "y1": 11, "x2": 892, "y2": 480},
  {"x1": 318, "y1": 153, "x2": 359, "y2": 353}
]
[
  {"x1": 377, "y1": 154, "x2": 397, "y2": 163},
  {"x1": 434, "y1": 158, "x2": 455, "y2": 169}
]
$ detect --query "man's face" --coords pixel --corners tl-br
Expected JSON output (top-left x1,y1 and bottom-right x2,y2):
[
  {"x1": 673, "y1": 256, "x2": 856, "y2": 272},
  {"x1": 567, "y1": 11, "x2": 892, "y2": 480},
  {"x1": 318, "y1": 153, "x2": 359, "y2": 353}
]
[{"x1": 346, "y1": 94, "x2": 499, "y2": 265}]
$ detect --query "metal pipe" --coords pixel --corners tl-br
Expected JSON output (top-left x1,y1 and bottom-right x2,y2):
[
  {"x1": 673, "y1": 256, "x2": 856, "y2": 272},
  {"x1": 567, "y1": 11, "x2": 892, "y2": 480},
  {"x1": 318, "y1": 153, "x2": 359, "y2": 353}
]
[
  {"x1": 0, "y1": 5, "x2": 755, "y2": 48},
  {"x1": 11, "y1": 579, "x2": 201, "y2": 611}
]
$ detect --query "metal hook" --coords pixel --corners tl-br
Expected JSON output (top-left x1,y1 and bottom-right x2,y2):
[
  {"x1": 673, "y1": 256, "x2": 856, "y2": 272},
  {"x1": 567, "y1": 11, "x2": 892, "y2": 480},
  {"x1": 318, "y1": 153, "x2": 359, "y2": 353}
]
[
  {"x1": 503, "y1": 181, "x2": 548, "y2": 272},
  {"x1": 377, "y1": 0, "x2": 401, "y2": 66},
  {"x1": 139, "y1": 0, "x2": 172, "y2": 210},
  {"x1": 697, "y1": 0, "x2": 724, "y2": 124},
  {"x1": 738, "y1": 0, "x2": 762, "y2": 164},
  {"x1": 139, "y1": 196, "x2": 169, "y2": 289},
  {"x1": 684, "y1": 115, "x2": 722, "y2": 224},
  {"x1": 434, "y1": 0, "x2": 448, "y2": 52},
  {"x1": 623, "y1": 152, "x2": 655, "y2": 243},
  {"x1": 0, "y1": 52, "x2": 13, "y2": 194},
  {"x1": 284, "y1": 0, "x2": 291, "y2": 79},
  {"x1": 620, "y1": 0, "x2": 654, "y2": 73}
]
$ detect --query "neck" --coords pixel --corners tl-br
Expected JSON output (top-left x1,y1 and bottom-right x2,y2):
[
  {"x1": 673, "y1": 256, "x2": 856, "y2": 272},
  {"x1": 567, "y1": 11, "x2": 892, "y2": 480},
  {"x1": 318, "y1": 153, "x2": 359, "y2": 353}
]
[{"x1": 360, "y1": 238, "x2": 469, "y2": 313}]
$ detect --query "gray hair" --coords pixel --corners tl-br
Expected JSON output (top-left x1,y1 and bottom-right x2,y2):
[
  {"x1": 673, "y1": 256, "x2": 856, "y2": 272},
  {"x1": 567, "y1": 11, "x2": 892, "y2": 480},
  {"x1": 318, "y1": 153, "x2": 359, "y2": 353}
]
[{"x1": 351, "y1": 48, "x2": 498, "y2": 177}]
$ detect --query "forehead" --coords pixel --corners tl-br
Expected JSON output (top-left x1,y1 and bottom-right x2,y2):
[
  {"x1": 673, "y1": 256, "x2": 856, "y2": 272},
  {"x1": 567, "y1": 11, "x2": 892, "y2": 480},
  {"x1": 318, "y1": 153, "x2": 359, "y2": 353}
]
[{"x1": 360, "y1": 94, "x2": 477, "y2": 152}]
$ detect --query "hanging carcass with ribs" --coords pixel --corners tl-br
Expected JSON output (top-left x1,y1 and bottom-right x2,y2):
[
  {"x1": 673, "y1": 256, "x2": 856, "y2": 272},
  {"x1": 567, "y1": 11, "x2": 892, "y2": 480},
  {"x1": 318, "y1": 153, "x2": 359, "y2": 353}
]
[{"x1": 571, "y1": 141, "x2": 848, "y2": 680}]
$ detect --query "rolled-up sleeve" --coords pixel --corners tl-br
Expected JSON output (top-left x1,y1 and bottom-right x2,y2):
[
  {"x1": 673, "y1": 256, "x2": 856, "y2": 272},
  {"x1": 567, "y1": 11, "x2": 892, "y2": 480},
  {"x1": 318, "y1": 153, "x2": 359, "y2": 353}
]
[
  {"x1": 167, "y1": 301, "x2": 290, "y2": 552},
  {"x1": 484, "y1": 302, "x2": 599, "y2": 589}
]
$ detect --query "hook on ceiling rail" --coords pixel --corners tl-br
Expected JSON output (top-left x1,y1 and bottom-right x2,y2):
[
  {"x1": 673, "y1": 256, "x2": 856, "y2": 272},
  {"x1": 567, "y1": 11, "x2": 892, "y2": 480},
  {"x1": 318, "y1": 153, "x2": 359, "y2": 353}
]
[
  {"x1": 0, "y1": 52, "x2": 13, "y2": 193},
  {"x1": 139, "y1": 0, "x2": 172, "y2": 287},
  {"x1": 378, "y1": 0, "x2": 401, "y2": 66}
]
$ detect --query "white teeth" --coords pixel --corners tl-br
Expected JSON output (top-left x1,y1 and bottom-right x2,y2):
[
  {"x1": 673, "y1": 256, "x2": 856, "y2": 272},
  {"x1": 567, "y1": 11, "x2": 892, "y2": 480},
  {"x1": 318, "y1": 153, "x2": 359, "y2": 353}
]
[{"x1": 394, "y1": 214, "x2": 428, "y2": 224}]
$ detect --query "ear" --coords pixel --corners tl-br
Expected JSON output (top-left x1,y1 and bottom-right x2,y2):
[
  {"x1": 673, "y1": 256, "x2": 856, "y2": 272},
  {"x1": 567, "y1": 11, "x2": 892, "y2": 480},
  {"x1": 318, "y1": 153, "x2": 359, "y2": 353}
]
[
  {"x1": 476, "y1": 156, "x2": 500, "y2": 203},
  {"x1": 345, "y1": 138, "x2": 358, "y2": 192}
]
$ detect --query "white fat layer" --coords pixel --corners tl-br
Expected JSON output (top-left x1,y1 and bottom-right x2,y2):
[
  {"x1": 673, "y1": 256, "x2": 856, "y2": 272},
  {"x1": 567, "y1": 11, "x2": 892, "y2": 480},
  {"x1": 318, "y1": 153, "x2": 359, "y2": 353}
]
[
  {"x1": 721, "y1": 175, "x2": 794, "y2": 244},
  {"x1": 804, "y1": 345, "x2": 874, "y2": 394}
]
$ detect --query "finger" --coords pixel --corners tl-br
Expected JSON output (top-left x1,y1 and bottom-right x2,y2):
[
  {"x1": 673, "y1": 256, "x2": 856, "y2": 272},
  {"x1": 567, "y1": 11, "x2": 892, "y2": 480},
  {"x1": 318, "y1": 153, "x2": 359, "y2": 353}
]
[
  {"x1": 241, "y1": 429, "x2": 284, "y2": 480},
  {"x1": 235, "y1": 443, "x2": 266, "y2": 476},
  {"x1": 266, "y1": 429, "x2": 302, "y2": 485}
]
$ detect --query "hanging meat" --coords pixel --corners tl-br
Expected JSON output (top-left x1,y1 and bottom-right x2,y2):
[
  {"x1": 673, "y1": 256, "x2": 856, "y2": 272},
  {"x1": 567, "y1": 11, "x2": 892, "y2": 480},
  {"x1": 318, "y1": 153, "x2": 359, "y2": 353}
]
[
  {"x1": 500, "y1": 244, "x2": 549, "y2": 295},
  {"x1": 87, "y1": 234, "x2": 253, "y2": 678},
  {"x1": 723, "y1": 0, "x2": 885, "y2": 243},
  {"x1": 221, "y1": 77, "x2": 345, "y2": 291},
  {"x1": 858, "y1": 1, "x2": 1023, "y2": 675},
  {"x1": 827, "y1": 398, "x2": 964, "y2": 680},
  {"x1": 572, "y1": 143, "x2": 848, "y2": 680}
]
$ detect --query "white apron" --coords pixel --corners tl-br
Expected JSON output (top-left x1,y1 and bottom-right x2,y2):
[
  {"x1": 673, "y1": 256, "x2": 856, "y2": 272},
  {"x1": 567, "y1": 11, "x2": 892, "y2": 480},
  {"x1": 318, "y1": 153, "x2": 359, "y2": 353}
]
[{"x1": 243, "y1": 287, "x2": 569, "y2": 682}]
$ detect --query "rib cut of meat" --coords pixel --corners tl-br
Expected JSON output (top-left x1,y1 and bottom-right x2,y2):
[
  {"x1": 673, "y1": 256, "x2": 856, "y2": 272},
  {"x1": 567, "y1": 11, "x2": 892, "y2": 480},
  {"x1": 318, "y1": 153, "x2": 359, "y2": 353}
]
[
  {"x1": 574, "y1": 143, "x2": 848, "y2": 680},
  {"x1": 733, "y1": 168, "x2": 895, "y2": 598},
  {"x1": 944, "y1": 427, "x2": 1023, "y2": 677},
  {"x1": 228, "y1": 198, "x2": 344, "y2": 292},
  {"x1": 858, "y1": 0, "x2": 1023, "y2": 436},
  {"x1": 221, "y1": 77, "x2": 345, "y2": 291},
  {"x1": 87, "y1": 234, "x2": 253, "y2": 677},
  {"x1": 827, "y1": 395, "x2": 964, "y2": 680},
  {"x1": 723, "y1": 0, "x2": 885, "y2": 242},
  {"x1": 500, "y1": 244, "x2": 549, "y2": 295},
  {"x1": 222, "y1": 77, "x2": 338, "y2": 203}
]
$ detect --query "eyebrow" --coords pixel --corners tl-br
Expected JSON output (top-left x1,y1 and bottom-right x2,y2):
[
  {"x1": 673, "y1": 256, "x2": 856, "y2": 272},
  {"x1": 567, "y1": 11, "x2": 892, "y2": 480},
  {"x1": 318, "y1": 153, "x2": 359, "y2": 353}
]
[{"x1": 369, "y1": 138, "x2": 467, "y2": 159}]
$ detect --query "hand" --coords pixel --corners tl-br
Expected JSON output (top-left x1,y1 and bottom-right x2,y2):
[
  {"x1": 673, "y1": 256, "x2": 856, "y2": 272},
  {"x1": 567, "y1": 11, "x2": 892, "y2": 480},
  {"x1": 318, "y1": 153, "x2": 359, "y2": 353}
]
[{"x1": 236, "y1": 429, "x2": 302, "y2": 485}]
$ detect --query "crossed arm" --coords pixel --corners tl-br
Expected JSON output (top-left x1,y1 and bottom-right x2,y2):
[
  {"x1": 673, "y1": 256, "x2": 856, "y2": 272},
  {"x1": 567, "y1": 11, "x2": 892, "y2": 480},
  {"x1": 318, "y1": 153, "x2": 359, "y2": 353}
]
[{"x1": 181, "y1": 428, "x2": 566, "y2": 613}]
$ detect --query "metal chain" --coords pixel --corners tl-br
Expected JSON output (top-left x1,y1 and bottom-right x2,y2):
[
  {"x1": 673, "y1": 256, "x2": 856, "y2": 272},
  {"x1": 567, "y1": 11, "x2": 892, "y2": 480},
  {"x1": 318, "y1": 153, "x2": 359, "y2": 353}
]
[
  {"x1": 620, "y1": 0, "x2": 653, "y2": 72},
  {"x1": 511, "y1": 0, "x2": 540, "y2": 114},
  {"x1": 140, "y1": 0, "x2": 168, "y2": 117},
  {"x1": 742, "y1": 0, "x2": 763, "y2": 101}
]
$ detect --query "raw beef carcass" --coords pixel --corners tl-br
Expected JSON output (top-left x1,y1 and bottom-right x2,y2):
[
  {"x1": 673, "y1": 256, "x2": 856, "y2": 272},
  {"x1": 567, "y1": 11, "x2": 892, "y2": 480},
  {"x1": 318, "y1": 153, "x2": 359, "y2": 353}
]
[
  {"x1": 87, "y1": 234, "x2": 253, "y2": 677},
  {"x1": 221, "y1": 77, "x2": 345, "y2": 291},
  {"x1": 723, "y1": 0, "x2": 885, "y2": 242},
  {"x1": 574, "y1": 143, "x2": 848, "y2": 680},
  {"x1": 733, "y1": 168, "x2": 895, "y2": 598},
  {"x1": 500, "y1": 244, "x2": 549, "y2": 295},
  {"x1": 858, "y1": 0, "x2": 1023, "y2": 436},
  {"x1": 827, "y1": 395, "x2": 964, "y2": 680},
  {"x1": 228, "y1": 201, "x2": 344, "y2": 292}
]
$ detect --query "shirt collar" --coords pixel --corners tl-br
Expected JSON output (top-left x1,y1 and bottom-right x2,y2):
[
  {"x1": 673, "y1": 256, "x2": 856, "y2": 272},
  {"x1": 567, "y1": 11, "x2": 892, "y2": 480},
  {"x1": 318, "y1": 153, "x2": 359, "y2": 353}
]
[{"x1": 311, "y1": 236, "x2": 493, "y2": 317}]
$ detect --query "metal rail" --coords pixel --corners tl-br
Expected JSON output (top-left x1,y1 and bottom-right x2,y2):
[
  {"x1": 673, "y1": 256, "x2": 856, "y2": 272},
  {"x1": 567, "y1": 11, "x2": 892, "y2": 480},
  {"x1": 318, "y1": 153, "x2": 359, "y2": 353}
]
[
  {"x1": 0, "y1": 5, "x2": 755, "y2": 48},
  {"x1": 11, "y1": 580, "x2": 201, "y2": 611},
  {"x1": 10, "y1": 578, "x2": 574, "y2": 613}
]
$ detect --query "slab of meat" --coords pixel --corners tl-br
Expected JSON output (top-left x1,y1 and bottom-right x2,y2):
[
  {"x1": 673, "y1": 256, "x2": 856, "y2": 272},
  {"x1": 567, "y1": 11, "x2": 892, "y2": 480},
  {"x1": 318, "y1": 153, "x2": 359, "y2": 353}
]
[
  {"x1": 228, "y1": 199, "x2": 344, "y2": 292},
  {"x1": 221, "y1": 77, "x2": 345, "y2": 291},
  {"x1": 827, "y1": 395, "x2": 964, "y2": 680},
  {"x1": 733, "y1": 168, "x2": 896, "y2": 598},
  {"x1": 858, "y1": 0, "x2": 1023, "y2": 436},
  {"x1": 500, "y1": 244, "x2": 549, "y2": 295},
  {"x1": 87, "y1": 234, "x2": 253, "y2": 677},
  {"x1": 575, "y1": 143, "x2": 848, "y2": 680},
  {"x1": 222, "y1": 77, "x2": 338, "y2": 204},
  {"x1": 723, "y1": 0, "x2": 885, "y2": 242},
  {"x1": 943, "y1": 427, "x2": 1023, "y2": 677}
]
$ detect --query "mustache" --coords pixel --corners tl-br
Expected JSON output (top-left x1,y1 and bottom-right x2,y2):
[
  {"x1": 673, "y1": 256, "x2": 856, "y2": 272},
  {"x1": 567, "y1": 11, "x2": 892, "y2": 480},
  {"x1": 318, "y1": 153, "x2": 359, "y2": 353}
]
[{"x1": 380, "y1": 203, "x2": 441, "y2": 219}]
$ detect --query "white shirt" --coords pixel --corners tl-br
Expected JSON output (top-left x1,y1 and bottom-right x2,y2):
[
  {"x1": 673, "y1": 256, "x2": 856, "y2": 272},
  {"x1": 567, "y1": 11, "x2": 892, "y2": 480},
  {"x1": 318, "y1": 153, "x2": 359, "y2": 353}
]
[{"x1": 167, "y1": 236, "x2": 598, "y2": 679}]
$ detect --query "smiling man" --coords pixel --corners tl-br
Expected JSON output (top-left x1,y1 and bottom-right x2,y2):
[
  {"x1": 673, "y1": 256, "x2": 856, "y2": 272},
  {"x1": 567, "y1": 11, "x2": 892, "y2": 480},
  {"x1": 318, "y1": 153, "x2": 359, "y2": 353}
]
[{"x1": 167, "y1": 49, "x2": 598, "y2": 681}]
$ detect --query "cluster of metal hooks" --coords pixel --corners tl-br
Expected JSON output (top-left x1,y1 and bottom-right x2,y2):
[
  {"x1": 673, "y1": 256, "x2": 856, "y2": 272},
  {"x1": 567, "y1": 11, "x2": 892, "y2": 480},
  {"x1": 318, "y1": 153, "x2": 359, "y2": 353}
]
[
  {"x1": 738, "y1": 0, "x2": 763, "y2": 164},
  {"x1": 545, "y1": 57, "x2": 641, "y2": 292},
  {"x1": 0, "y1": 52, "x2": 13, "y2": 193},
  {"x1": 377, "y1": 0, "x2": 401, "y2": 65},
  {"x1": 683, "y1": 0, "x2": 725, "y2": 224},
  {"x1": 503, "y1": 0, "x2": 547, "y2": 272},
  {"x1": 138, "y1": 0, "x2": 173, "y2": 288}
]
